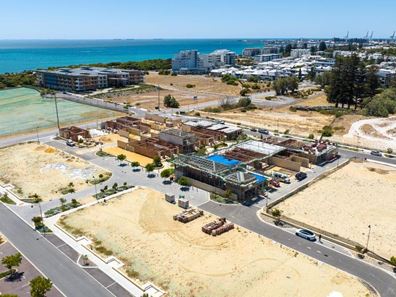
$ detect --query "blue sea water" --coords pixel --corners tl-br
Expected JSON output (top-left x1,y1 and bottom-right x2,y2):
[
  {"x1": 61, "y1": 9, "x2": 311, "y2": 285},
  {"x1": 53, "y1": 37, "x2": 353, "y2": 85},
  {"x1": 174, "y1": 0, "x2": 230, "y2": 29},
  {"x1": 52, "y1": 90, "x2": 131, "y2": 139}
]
[{"x1": 0, "y1": 39, "x2": 266, "y2": 73}]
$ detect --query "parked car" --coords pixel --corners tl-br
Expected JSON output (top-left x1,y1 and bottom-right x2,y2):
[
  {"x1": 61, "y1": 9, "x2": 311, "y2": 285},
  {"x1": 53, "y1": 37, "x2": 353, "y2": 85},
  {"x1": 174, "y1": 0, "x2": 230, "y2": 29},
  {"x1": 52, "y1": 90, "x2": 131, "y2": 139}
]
[
  {"x1": 370, "y1": 150, "x2": 382, "y2": 157},
  {"x1": 272, "y1": 172, "x2": 291, "y2": 184},
  {"x1": 258, "y1": 128, "x2": 269, "y2": 135},
  {"x1": 250, "y1": 128, "x2": 258, "y2": 132},
  {"x1": 66, "y1": 140, "x2": 75, "y2": 147},
  {"x1": 270, "y1": 179, "x2": 280, "y2": 188},
  {"x1": 295, "y1": 229, "x2": 316, "y2": 241},
  {"x1": 295, "y1": 172, "x2": 307, "y2": 181}
]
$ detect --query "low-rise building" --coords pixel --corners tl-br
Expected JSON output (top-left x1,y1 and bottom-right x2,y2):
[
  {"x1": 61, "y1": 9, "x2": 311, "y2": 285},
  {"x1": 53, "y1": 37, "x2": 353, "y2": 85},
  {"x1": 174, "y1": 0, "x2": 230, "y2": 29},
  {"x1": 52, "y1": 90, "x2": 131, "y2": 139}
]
[
  {"x1": 59, "y1": 126, "x2": 91, "y2": 142},
  {"x1": 37, "y1": 67, "x2": 144, "y2": 92}
]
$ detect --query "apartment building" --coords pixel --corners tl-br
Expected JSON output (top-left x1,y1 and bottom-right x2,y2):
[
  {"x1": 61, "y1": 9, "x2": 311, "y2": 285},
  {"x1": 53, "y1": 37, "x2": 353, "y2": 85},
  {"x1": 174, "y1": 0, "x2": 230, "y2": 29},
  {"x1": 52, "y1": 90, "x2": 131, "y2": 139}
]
[
  {"x1": 37, "y1": 67, "x2": 144, "y2": 92},
  {"x1": 172, "y1": 49, "x2": 236, "y2": 74},
  {"x1": 254, "y1": 54, "x2": 282, "y2": 63},
  {"x1": 290, "y1": 49, "x2": 311, "y2": 58},
  {"x1": 171, "y1": 50, "x2": 204, "y2": 74}
]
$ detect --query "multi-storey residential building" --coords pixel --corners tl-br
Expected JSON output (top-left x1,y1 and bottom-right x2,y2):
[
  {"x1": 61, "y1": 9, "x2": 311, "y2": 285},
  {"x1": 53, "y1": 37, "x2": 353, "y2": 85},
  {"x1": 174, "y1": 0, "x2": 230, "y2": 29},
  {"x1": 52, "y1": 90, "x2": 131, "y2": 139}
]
[
  {"x1": 254, "y1": 54, "x2": 282, "y2": 63},
  {"x1": 171, "y1": 50, "x2": 203, "y2": 73},
  {"x1": 242, "y1": 48, "x2": 262, "y2": 57},
  {"x1": 172, "y1": 49, "x2": 236, "y2": 74},
  {"x1": 290, "y1": 49, "x2": 311, "y2": 58},
  {"x1": 37, "y1": 67, "x2": 144, "y2": 92}
]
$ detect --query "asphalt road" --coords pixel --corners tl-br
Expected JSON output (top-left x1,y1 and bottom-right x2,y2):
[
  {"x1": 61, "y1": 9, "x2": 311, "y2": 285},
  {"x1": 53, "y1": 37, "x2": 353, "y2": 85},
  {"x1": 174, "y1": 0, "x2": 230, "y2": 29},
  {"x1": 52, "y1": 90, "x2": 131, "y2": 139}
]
[
  {"x1": 199, "y1": 201, "x2": 396, "y2": 297},
  {"x1": 0, "y1": 204, "x2": 115, "y2": 297}
]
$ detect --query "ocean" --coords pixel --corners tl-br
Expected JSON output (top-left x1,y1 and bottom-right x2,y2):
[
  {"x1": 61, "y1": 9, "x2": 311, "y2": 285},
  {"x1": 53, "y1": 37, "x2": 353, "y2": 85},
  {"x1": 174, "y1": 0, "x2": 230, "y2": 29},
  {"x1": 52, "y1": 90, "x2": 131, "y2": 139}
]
[{"x1": 0, "y1": 39, "x2": 266, "y2": 73}]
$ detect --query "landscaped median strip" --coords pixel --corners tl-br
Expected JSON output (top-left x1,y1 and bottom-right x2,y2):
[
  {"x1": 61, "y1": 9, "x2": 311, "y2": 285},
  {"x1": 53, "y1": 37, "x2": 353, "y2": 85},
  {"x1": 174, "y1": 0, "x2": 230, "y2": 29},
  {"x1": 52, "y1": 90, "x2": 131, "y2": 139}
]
[
  {"x1": 43, "y1": 186, "x2": 165, "y2": 297},
  {"x1": 259, "y1": 208, "x2": 396, "y2": 274}
]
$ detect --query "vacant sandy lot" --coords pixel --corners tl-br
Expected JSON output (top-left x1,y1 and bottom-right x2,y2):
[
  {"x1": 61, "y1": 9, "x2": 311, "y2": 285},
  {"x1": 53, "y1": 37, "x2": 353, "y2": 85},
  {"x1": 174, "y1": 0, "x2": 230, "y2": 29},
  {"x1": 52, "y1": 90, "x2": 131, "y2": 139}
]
[
  {"x1": 98, "y1": 72, "x2": 242, "y2": 110},
  {"x1": 146, "y1": 72, "x2": 242, "y2": 96},
  {"x1": 60, "y1": 188, "x2": 373, "y2": 297},
  {"x1": 278, "y1": 161, "x2": 396, "y2": 259},
  {"x1": 204, "y1": 108, "x2": 333, "y2": 136},
  {"x1": 343, "y1": 116, "x2": 396, "y2": 151},
  {"x1": 0, "y1": 143, "x2": 108, "y2": 201}
]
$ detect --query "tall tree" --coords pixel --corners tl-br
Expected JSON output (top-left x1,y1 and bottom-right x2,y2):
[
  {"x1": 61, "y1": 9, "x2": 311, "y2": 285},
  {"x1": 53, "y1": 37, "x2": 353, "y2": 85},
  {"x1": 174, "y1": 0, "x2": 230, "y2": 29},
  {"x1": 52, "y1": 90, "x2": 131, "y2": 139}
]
[
  {"x1": 2, "y1": 253, "x2": 22, "y2": 278},
  {"x1": 30, "y1": 276, "x2": 53, "y2": 297},
  {"x1": 319, "y1": 41, "x2": 327, "y2": 51}
]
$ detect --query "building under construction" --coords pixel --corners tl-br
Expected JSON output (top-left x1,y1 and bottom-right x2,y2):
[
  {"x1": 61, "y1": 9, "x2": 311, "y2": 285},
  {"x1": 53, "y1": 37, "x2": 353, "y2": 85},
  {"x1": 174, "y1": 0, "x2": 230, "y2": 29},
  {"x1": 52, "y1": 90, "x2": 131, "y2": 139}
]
[
  {"x1": 174, "y1": 154, "x2": 267, "y2": 201},
  {"x1": 59, "y1": 126, "x2": 91, "y2": 142}
]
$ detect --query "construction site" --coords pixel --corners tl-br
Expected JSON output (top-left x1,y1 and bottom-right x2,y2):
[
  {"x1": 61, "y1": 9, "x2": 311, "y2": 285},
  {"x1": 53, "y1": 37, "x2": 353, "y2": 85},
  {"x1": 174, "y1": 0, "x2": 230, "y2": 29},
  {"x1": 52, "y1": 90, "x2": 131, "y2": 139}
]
[
  {"x1": 58, "y1": 187, "x2": 374, "y2": 297},
  {"x1": 277, "y1": 160, "x2": 396, "y2": 260},
  {"x1": 174, "y1": 136, "x2": 338, "y2": 201}
]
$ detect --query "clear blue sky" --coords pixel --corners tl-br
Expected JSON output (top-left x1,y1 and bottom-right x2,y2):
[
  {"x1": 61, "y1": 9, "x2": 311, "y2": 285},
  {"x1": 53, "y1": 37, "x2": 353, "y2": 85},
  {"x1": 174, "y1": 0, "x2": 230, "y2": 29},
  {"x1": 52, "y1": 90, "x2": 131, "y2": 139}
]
[{"x1": 1, "y1": 0, "x2": 395, "y2": 39}]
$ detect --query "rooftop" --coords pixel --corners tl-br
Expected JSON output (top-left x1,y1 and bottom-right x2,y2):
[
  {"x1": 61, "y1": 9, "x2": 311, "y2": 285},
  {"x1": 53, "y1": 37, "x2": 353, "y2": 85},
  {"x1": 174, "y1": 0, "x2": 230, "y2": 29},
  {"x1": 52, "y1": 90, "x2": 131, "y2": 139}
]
[{"x1": 236, "y1": 140, "x2": 285, "y2": 156}]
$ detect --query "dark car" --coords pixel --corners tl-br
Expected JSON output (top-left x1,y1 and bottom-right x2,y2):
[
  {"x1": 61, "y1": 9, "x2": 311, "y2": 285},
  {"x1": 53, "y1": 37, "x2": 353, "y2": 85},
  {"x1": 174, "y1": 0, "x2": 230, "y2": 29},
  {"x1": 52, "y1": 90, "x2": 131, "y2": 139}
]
[
  {"x1": 295, "y1": 172, "x2": 307, "y2": 181},
  {"x1": 296, "y1": 229, "x2": 316, "y2": 241},
  {"x1": 258, "y1": 128, "x2": 269, "y2": 135},
  {"x1": 370, "y1": 150, "x2": 382, "y2": 157},
  {"x1": 250, "y1": 128, "x2": 258, "y2": 132}
]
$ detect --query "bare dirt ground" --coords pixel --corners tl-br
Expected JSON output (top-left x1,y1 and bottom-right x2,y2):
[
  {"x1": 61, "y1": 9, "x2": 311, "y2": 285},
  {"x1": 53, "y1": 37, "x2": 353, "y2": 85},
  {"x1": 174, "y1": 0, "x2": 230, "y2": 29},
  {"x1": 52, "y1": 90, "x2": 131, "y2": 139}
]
[
  {"x1": 0, "y1": 142, "x2": 108, "y2": 201},
  {"x1": 278, "y1": 160, "x2": 396, "y2": 259},
  {"x1": 146, "y1": 72, "x2": 242, "y2": 96},
  {"x1": 60, "y1": 188, "x2": 374, "y2": 297},
  {"x1": 98, "y1": 73, "x2": 242, "y2": 110},
  {"x1": 203, "y1": 109, "x2": 333, "y2": 136},
  {"x1": 343, "y1": 116, "x2": 396, "y2": 151}
]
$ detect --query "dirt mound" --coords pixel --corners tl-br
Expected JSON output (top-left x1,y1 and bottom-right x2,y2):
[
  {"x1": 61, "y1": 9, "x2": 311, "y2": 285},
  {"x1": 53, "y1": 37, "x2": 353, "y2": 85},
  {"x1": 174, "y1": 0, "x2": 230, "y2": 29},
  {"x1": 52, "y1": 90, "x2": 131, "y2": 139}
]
[{"x1": 45, "y1": 147, "x2": 56, "y2": 153}]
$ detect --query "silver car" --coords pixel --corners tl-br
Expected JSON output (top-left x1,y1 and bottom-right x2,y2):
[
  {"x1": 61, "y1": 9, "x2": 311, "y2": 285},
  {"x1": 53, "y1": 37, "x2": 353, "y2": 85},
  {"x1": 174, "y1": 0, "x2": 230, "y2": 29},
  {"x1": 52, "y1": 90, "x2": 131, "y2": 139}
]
[{"x1": 295, "y1": 229, "x2": 316, "y2": 241}]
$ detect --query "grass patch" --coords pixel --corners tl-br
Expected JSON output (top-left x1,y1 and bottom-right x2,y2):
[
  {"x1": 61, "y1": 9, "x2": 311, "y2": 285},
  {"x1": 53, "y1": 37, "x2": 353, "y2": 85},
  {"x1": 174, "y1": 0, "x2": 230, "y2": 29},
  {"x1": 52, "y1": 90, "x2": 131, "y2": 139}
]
[
  {"x1": 126, "y1": 268, "x2": 140, "y2": 279},
  {"x1": 0, "y1": 193, "x2": 15, "y2": 205},
  {"x1": 96, "y1": 150, "x2": 112, "y2": 157},
  {"x1": 88, "y1": 172, "x2": 112, "y2": 185},
  {"x1": 0, "y1": 270, "x2": 12, "y2": 279},
  {"x1": 210, "y1": 193, "x2": 236, "y2": 204}
]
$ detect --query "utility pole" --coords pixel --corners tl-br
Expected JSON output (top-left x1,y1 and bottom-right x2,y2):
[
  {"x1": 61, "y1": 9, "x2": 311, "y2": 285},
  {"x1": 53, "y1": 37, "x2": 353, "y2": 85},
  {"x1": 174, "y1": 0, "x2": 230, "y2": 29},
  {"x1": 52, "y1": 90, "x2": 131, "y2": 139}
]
[
  {"x1": 365, "y1": 225, "x2": 371, "y2": 251},
  {"x1": 36, "y1": 126, "x2": 40, "y2": 143},
  {"x1": 157, "y1": 85, "x2": 160, "y2": 110},
  {"x1": 54, "y1": 94, "x2": 61, "y2": 134}
]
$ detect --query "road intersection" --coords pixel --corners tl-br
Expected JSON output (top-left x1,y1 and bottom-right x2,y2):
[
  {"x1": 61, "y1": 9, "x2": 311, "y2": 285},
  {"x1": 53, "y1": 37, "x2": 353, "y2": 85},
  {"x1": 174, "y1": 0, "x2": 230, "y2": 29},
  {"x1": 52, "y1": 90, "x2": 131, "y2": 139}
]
[{"x1": 1, "y1": 122, "x2": 396, "y2": 297}]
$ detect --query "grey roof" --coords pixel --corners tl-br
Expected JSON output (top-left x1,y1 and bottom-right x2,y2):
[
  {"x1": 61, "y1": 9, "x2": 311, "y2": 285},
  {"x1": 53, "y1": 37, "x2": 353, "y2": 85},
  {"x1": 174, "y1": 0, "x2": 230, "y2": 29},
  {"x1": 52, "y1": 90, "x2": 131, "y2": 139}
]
[{"x1": 38, "y1": 66, "x2": 131, "y2": 77}]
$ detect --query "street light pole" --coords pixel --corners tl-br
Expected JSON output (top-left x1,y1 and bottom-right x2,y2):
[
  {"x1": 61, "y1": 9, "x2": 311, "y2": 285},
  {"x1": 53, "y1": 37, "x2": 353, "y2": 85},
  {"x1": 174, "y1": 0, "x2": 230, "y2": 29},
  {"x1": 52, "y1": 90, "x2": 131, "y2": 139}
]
[
  {"x1": 36, "y1": 126, "x2": 40, "y2": 143},
  {"x1": 93, "y1": 176, "x2": 98, "y2": 198},
  {"x1": 54, "y1": 94, "x2": 61, "y2": 134},
  {"x1": 365, "y1": 225, "x2": 371, "y2": 251}
]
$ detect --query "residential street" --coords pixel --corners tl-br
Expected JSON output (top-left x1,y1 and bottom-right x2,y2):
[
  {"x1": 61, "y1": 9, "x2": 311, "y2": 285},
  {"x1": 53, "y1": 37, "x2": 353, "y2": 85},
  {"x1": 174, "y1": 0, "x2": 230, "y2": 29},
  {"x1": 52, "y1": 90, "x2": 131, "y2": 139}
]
[
  {"x1": 1, "y1": 124, "x2": 396, "y2": 297},
  {"x1": 0, "y1": 204, "x2": 116, "y2": 297}
]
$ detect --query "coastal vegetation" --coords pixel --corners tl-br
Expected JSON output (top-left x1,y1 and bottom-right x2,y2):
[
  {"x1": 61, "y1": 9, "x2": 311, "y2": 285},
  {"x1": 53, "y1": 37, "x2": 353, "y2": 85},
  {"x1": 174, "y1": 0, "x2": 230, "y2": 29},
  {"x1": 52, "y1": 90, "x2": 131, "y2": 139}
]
[
  {"x1": 0, "y1": 71, "x2": 36, "y2": 89},
  {"x1": 85, "y1": 59, "x2": 171, "y2": 72},
  {"x1": 0, "y1": 59, "x2": 171, "y2": 90}
]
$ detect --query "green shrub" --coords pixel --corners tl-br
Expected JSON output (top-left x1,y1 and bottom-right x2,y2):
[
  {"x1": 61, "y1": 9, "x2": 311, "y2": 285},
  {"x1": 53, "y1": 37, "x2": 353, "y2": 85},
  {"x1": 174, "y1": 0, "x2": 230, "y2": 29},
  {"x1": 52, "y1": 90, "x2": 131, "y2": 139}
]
[{"x1": 321, "y1": 125, "x2": 333, "y2": 137}]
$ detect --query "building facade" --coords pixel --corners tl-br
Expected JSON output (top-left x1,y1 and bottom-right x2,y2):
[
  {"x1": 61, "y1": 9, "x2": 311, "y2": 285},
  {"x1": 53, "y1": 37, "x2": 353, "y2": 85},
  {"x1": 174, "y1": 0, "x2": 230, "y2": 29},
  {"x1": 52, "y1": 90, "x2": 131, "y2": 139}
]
[{"x1": 37, "y1": 67, "x2": 144, "y2": 92}]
